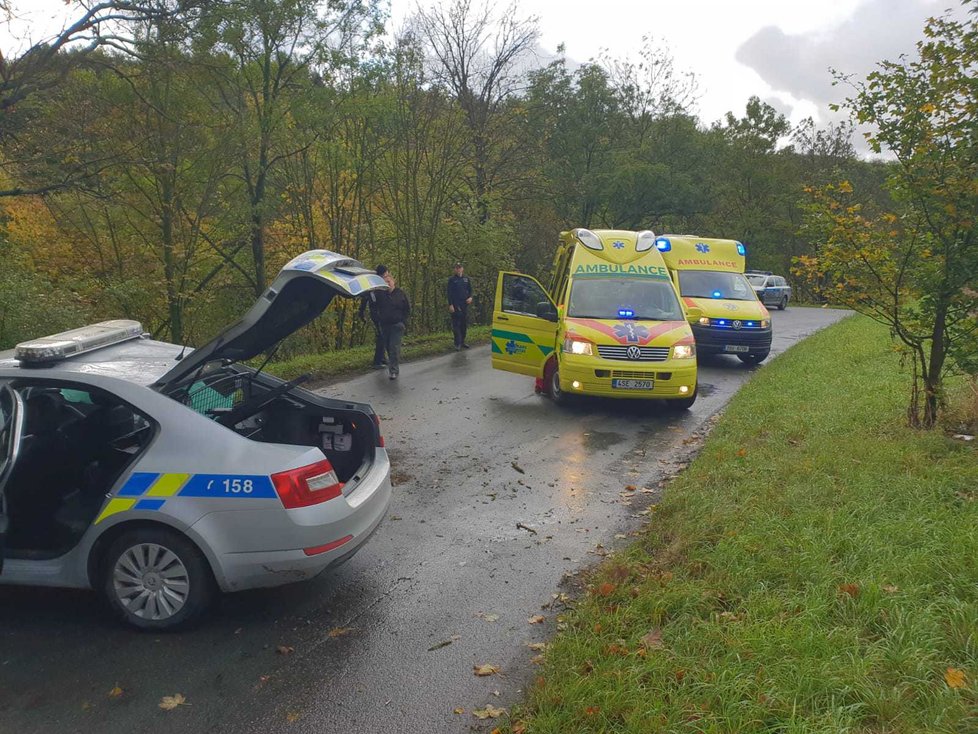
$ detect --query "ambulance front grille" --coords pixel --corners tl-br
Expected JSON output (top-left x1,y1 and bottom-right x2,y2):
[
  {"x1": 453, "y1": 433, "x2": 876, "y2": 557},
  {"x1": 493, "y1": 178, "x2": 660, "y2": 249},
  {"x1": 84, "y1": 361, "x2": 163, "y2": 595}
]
[
  {"x1": 611, "y1": 370, "x2": 657, "y2": 379},
  {"x1": 597, "y1": 345, "x2": 671, "y2": 361}
]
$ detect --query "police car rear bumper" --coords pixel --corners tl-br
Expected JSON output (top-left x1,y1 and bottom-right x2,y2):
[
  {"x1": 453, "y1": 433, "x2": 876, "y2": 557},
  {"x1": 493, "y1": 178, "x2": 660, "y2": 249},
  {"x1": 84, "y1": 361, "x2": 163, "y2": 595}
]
[
  {"x1": 692, "y1": 325, "x2": 772, "y2": 355},
  {"x1": 191, "y1": 450, "x2": 393, "y2": 592}
]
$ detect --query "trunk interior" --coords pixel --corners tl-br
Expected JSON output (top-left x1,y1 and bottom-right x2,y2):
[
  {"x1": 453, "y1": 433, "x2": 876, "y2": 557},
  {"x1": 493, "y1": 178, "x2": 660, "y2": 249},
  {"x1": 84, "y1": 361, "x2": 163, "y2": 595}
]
[{"x1": 164, "y1": 366, "x2": 377, "y2": 484}]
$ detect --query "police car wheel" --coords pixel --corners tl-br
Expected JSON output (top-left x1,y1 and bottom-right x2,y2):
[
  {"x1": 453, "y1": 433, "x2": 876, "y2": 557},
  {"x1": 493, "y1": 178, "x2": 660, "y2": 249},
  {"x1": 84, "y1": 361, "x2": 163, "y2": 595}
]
[
  {"x1": 737, "y1": 351, "x2": 770, "y2": 365},
  {"x1": 778, "y1": 296, "x2": 788, "y2": 310},
  {"x1": 101, "y1": 528, "x2": 216, "y2": 631}
]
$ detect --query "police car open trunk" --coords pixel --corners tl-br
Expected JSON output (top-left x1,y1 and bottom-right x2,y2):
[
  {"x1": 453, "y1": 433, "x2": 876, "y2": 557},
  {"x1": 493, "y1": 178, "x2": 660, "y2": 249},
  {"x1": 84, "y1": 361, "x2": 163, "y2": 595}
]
[{"x1": 153, "y1": 251, "x2": 388, "y2": 484}]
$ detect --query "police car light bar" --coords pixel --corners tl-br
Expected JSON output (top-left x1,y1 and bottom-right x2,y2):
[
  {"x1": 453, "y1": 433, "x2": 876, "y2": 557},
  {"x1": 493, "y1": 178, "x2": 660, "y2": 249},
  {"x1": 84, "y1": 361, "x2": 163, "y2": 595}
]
[{"x1": 15, "y1": 320, "x2": 145, "y2": 365}]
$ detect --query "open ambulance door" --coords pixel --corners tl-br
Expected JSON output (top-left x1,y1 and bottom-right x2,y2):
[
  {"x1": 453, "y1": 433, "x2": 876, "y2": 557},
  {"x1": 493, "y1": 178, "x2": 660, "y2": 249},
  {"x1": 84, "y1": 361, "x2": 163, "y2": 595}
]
[
  {"x1": 491, "y1": 272, "x2": 559, "y2": 378},
  {"x1": 0, "y1": 384, "x2": 24, "y2": 574}
]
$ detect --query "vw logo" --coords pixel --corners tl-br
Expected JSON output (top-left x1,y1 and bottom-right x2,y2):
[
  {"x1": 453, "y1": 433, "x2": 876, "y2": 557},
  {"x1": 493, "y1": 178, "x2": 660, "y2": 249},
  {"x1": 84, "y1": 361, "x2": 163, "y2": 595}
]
[
  {"x1": 732, "y1": 320, "x2": 743, "y2": 330},
  {"x1": 626, "y1": 346, "x2": 642, "y2": 360}
]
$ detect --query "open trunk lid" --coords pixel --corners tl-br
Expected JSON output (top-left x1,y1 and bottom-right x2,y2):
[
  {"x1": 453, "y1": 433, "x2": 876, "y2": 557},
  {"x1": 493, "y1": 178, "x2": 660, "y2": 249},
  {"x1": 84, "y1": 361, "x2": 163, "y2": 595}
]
[{"x1": 154, "y1": 250, "x2": 387, "y2": 391}]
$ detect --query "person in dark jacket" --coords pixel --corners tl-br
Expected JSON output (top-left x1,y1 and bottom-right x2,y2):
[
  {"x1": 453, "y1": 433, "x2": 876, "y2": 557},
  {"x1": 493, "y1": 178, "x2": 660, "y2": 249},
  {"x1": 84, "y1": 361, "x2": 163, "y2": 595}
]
[
  {"x1": 358, "y1": 264, "x2": 388, "y2": 368},
  {"x1": 447, "y1": 262, "x2": 473, "y2": 350},
  {"x1": 377, "y1": 269, "x2": 410, "y2": 380}
]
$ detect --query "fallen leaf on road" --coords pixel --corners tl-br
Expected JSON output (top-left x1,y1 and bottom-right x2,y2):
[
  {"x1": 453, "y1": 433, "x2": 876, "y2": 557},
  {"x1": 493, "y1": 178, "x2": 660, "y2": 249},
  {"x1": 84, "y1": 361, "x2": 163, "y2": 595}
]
[
  {"x1": 108, "y1": 684, "x2": 123, "y2": 699},
  {"x1": 286, "y1": 711, "x2": 301, "y2": 723},
  {"x1": 640, "y1": 629, "x2": 664, "y2": 649},
  {"x1": 511, "y1": 462, "x2": 525, "y2": 474},
  {"x1": 159, "y1": 694, "x2": 189, "y2": 710},
  {"x1": 474, "y1": 664, "x2": 500, "y2": 676},
  {"x1": 473, "y1": 705, "x2": 505, "y2": 719},
  {"x1": 528, "y1": 615, "x2": 545, "y2": 624},
  {"x1": 276, "y1": 645, "x2": 295, "y2": 655},
  {"x1": 328, "y1": 627, "x2": 354, "y2": 638},
  {"x1": 945, "y1": 667, "x2": 967, "y2": 689},
  {"x1": 81, "y1": 701, "x2": 93, "y2": 711},
  {"x1": 427, "y1": 639, "x2": 454, "y2": 651},
  {"x1": 453, "y1": 708, "x2": 465, "y2": 715},
  {"x1": 624, "y1": 484, "x2": 637, "y2": 491},
  {"x1": 527, "y1": 642, "x2": 546, "y2": 651},
  {"x1": 477, "y1": 612, "x2": 500, "y2": 622}
]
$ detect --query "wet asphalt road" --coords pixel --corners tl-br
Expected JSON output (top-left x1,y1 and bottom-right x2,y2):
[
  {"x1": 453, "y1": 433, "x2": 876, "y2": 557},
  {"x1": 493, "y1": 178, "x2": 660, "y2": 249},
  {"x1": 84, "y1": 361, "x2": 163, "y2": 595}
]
[{"x1": 0, "y1": 307, "x2": 849, "y2": 734}]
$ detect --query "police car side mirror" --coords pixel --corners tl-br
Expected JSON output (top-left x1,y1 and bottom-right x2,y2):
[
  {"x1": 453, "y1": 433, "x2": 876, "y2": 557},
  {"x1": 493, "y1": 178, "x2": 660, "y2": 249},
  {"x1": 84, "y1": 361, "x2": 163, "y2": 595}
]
[{"x1": 536, "y1": 302, "x2": 558, "y2": 321}]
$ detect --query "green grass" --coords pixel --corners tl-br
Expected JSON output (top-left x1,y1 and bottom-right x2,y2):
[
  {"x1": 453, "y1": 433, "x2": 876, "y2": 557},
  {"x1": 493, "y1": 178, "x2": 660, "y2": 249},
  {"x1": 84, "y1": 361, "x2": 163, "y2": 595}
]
[
  {"x1": 510, "y1": 315, "x2": 978, "y2": 733},
  {"x1": 265, "y1": 325, "x2": 490, "y2": 382}
]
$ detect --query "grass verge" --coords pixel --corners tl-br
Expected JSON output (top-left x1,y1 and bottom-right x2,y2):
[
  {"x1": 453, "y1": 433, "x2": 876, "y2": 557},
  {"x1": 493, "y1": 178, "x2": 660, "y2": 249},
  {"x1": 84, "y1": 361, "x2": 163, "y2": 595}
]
[
  {"x1": 265, "y1": 325, "x2": 490, "y2": 383},
  {"x1": 509, "y1": 315, "x2": 978, "y2": 733}
]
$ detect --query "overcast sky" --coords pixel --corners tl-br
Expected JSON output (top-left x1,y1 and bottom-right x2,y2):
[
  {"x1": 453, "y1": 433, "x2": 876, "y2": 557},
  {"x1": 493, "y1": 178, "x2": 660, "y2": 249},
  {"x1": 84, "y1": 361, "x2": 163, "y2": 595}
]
[{"x1": 3, "y1": 0, "x2": 966, "y2": 128}]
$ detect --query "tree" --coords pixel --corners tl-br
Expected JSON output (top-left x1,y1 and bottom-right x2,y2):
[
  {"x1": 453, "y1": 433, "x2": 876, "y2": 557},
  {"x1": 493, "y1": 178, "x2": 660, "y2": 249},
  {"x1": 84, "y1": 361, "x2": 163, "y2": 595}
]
[
  {"x1": 412, "y1": 0, "x2": 539, "y2": 221},
  {"x1": 799, "y1": 4, "x2": 978, "y2": 427}
]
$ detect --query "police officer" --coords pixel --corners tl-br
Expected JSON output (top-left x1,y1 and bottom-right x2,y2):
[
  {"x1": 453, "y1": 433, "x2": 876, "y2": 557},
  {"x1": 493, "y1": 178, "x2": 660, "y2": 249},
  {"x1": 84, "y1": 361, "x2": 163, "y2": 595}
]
[
  {"x1": 447, "y1": 261, "x2": 473, "y2": 350},
  {"x1": 358, "y1": 264, "x2": 388, "y2": 368},
  {"x1": 377, "y1": 269, "x2": 410, "y2": 380}
]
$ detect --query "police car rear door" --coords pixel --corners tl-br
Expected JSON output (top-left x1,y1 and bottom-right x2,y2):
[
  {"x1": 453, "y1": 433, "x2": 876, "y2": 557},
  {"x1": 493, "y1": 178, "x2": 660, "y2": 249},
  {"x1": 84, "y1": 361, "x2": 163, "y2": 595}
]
[
  {"x1": 491, "y1": 272, "x2": 558, "y2": 377},
  {"x1": 0, "y1": 384, "x2": 24, "y2": 573}
]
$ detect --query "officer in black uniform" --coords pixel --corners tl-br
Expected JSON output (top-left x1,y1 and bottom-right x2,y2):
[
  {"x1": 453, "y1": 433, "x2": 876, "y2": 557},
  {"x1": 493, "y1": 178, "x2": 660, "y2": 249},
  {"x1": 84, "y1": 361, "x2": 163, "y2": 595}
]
[
  {"x1": 447, "y1": 262, "x2": 473, "y2": 350},
  {"x1": 358, "y1": 264, "x2": 388, "y2": 368}
]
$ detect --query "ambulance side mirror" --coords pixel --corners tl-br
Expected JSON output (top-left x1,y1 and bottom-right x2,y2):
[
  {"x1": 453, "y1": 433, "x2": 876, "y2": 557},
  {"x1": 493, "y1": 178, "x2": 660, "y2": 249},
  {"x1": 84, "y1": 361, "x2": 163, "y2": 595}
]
[
  {"x1": 686, "y1": 306, "x2": 703, "y2": 320},
  {"x1": 536, "y1": 302, "x2": 558, "y2": 321}
]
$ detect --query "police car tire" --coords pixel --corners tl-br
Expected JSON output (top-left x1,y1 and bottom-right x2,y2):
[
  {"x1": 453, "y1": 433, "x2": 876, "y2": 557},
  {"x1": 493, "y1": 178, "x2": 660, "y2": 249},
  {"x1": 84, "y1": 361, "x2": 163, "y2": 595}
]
[
  {"x1": 778, "y1": 296, "x2": 788, "y2": 310},
  {"x1": 100, "y1": 528, "x2": 216, "y2": 632}
]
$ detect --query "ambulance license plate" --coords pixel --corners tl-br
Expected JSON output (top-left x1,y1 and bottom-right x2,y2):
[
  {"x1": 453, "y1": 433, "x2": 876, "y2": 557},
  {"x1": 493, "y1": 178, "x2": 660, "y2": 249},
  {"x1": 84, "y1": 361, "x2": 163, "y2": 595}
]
[
  {"x1": 612, "y1": 379, "x2": 653, "y2": 390},
  {"x1": 723, "y1": 345, "x2": 750, "y2": 353}
]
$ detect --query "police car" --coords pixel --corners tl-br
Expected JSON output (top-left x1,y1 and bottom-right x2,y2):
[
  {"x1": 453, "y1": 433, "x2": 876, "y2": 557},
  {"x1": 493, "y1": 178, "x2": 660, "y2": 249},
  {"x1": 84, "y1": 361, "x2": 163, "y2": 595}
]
[
  {"x1": 0, "y1": 251, "x2": 392, "y2": 630},
  {"x1": 746, "y1": 271, "x2": 792, "y2": 310}
]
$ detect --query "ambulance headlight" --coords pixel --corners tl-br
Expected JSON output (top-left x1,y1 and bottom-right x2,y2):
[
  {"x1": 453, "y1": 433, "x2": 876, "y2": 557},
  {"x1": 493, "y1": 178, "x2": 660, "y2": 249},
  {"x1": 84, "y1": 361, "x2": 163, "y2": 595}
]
[
  {"x1": 761, "y1": 319, "x2": 770, "y2": 328},
  {"x1": 673, "y1": 345, "x2": 695, "y2": 359},
  {"x1": 562, "y1": 336, "x2": 594, "y2": 356},
  {"x1": 698, "y1": 316, "x2": 710, "y2": 326}
]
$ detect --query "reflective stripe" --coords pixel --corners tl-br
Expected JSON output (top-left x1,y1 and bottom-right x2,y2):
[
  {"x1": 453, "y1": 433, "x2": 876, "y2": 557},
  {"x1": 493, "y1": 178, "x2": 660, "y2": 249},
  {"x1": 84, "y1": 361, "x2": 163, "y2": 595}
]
[
  {"x1": 94, "y1": 498, "x2": 136, "y2": 525},
  {"x1": 146, "y1": 473, "x2": 190, "y2": 497}
]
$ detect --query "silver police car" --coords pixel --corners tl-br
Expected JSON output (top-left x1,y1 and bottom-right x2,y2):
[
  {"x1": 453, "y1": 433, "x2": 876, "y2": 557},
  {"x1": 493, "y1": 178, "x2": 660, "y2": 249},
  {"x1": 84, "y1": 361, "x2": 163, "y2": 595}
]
[{"x1": 0, "y1": 251, "x2": 392, "y2": 630}]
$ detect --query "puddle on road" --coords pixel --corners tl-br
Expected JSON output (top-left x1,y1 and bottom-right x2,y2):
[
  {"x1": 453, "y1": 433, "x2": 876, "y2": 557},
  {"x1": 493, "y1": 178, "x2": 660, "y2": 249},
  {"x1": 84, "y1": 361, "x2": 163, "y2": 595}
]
[
  {"x1": 697, "y1": 382, "x2": 716, "y2": 396},
  {"x1": 581, "y1": 430, "x2": 624, "y2": 452}
]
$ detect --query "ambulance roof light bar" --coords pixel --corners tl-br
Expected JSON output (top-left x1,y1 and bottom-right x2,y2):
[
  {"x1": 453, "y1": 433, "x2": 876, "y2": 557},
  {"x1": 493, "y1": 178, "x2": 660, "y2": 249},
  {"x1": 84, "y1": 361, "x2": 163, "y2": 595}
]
[
  {"x1": 15, "y1": 320, "x2": 145, "y2": 366},
  {"x1": 573, "y1": 228, "x2": 604, "y2": 251}
]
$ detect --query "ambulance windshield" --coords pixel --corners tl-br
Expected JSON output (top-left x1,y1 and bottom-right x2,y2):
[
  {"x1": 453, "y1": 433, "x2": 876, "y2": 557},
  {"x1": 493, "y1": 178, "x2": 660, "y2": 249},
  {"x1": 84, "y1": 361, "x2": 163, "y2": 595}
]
[
  {"x1": 568, "y1": 278, "x2": 684, "y2": 321},
  {"x1": 679, "y1": 271, "x2": 755, "y2": 301}
]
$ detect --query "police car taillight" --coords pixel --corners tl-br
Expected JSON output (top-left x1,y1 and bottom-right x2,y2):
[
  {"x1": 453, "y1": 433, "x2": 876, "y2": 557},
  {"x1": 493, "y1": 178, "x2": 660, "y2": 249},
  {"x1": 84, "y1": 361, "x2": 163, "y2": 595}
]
[
  {"x1": 373, "y1": 414, "x2": 385, "y2": 448},
  {"x1": 271, "y1": 459, "x2": 343, "y2": 508}
]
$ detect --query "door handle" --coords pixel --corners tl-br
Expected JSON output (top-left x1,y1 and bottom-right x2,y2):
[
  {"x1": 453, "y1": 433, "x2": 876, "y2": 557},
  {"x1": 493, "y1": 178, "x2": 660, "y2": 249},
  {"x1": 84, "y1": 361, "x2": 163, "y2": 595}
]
[{"x1": 497, "y1": 315, "x2": 509, "y2": 321}]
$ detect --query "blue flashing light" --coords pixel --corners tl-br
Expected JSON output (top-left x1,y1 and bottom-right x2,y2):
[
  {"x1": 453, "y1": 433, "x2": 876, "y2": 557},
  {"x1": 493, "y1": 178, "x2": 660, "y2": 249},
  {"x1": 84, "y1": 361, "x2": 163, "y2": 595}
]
[
  {"x1": 618, "y1": 308, "x2": 635, "y2": 318},
  {"x1": 736, "y1": 242, "x2": 746, "y2": 256},
  {"x1": 746, "y1": 321, "x2": 755, "y2": 326},
  {"x1": 718, "y1": 320, "x2": 727, "y2": 325},
  {"x1": 712, "y1": 290, "x2": 722, "y2": 298},
  {"x1": 655, "y1": 237, "x2": 672, "y2": 252}
]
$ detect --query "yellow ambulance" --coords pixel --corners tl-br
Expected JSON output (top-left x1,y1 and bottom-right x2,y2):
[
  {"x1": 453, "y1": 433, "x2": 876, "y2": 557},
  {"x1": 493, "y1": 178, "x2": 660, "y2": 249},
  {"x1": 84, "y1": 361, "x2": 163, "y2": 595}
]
[
  {"x1": 490, "y1": 228, "x2": 699, "y2": 409},
  {"x1": 657, "y1": 235, "x2": 772, "y2": 363}
]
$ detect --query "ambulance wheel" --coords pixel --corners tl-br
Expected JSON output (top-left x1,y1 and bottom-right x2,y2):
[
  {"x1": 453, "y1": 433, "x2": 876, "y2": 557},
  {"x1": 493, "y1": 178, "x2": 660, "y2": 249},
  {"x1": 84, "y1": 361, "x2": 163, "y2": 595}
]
[
  {"x1": 738, "y1": 351, "x2": 769, "y2": 365},
  {"x1": 778, "y1": 296, "x2": 788, "y2": 310},
  {"x1": 100, "y1": 527, "x2": 216, "y2": 631},
  {"x1": 667, "y1": 386, "x2": 697, "y2": 411},
  {"x1": 547, "y1": 362, "x2": 568, "y2": 405}
]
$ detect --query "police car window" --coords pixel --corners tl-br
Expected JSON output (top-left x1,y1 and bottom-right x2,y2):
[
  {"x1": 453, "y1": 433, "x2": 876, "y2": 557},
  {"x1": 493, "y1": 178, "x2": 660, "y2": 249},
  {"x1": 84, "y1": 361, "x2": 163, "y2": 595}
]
[{"x1": 502, "y1": 275, "x2": 549, "y2": 316}]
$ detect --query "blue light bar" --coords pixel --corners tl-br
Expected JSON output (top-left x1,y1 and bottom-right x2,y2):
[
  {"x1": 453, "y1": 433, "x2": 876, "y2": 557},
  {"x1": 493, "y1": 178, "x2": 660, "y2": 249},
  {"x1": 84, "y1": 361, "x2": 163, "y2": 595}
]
[
  {"x1": 655, "y1": 237, "x2": 672, "y2": 252},
  {"x1": 618, "y1": 308, "x2": 635, "y2": 318},
  {"x1": 712, "y1": 290, "x2": 722, "y2": 298},
  {"x1": 736, "y1": 242, "x2": 746, "y2": 256}
]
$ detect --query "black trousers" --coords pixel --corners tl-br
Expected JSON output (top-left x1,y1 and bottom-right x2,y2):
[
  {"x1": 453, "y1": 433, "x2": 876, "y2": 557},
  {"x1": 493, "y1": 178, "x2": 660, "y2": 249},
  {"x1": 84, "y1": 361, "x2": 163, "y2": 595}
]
[
  {"x1": 451, "y1": 305, "x2": 468, "y2": 346},
  {"x1": 371, "y1": 320, "x2": 386, "y2": 365}
]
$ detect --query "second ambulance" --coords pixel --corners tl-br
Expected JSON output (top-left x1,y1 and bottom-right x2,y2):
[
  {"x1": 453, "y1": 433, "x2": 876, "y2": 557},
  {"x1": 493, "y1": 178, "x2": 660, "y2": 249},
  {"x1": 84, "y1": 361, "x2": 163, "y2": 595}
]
[
  {"x1": 490, "y1": 229, "x2": 699, "y2": 409},
  {"x1": 657, "y1": 235, "x2": 772, "y2": 364}
]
